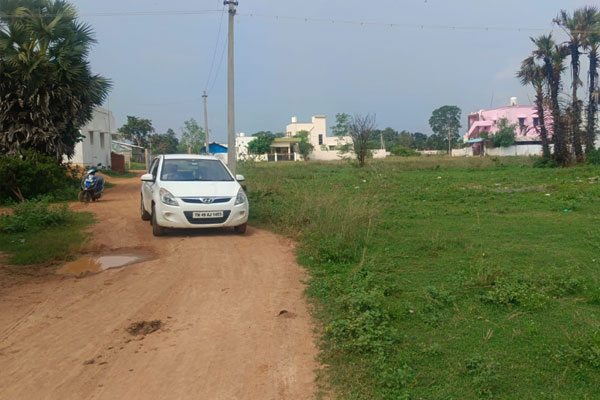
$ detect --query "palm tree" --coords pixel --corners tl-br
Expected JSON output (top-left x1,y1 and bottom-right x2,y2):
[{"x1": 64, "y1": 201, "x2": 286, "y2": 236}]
[
  {"x1": 555, "y1": 7, "x2": 599, "y2": 162},
  {"x1": 517, "y1": 57, "x2": 551, "y2": 159},
  {"x1": 585, "y1": 10, "x2": 600, "y2": 153},
  {"x1": 531, "y1": 35, "x2": 569, "y2": 165},
  {"x1": 0, "y1": 0, "x2": 111, "y2": 159}
]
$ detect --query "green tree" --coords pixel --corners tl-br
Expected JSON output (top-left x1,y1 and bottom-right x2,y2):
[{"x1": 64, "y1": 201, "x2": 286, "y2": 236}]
[
  {"x1": 178, "y1": 118, "x2": 205, "y2": 154},
  {"x1": 0, "y1": 0, "x2": 111, "y2": 160},
  {"x1": 555, "y1": 8, "x2": 598, "y2": 162},
  {"x1": 531, "y1": 34, "x2": 569, "y2": 165},
  {"x1": 412, "y1": 132, "x2": 428, "y2": 150},
  {"x1": 248, "y1": 132, "x2": 275, "y2": 154},
  {"x1": 150, "y1": 129, "x2": 178, "y2": 154},
  {"x1": 118, "y1": 116, "x2": 154, "y2": 147},
  {"x1": 428, "y1": 106, "x2": 462, "y2": 154},
  {"x1": 517, "y1": 56, "x2": 551, "y2": 158},
  {"x1": 331, "y1": 113, "x2": 351, "y2": 137},
  {"x1": 491, "y1": 119, "x2": 516, "y2": 147},
  {"x1": 296, "y1": 130, "x2": 314, "y2": 160},
  {"x1": 584, "y1": 8, "x2": 600, "y2": 154}
]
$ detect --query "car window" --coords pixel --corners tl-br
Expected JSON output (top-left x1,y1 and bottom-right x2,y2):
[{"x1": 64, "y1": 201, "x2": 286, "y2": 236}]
[
  {"x1": 150, "y1": 158, "x2": 159, "y2": 179},
  {"x1": 160, "y1": 159, "x2": 233, "y2": 182}
]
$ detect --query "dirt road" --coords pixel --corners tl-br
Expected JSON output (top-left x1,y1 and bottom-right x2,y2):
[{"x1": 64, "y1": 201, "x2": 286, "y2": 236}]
[{"x1": 0, "y1": 174, "x2": 319, "y2": 399}]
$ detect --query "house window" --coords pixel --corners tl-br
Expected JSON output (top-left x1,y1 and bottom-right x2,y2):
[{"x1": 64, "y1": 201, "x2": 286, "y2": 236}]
[
  {"x1": 89, "y1": 131, "x2": 94, "y2": 145},
  {"x1": 100, "y1": 132, "x2": 105, "y2": 149},
  {"x1": 533, "y1": 118, "x2": 539, "y2": 127},
  {"x1": 518, "y1": 118, "x2": 525, "y2": 127},
  {"x1": 318, "y1": 134, "x2": 323, "y2": 145}
]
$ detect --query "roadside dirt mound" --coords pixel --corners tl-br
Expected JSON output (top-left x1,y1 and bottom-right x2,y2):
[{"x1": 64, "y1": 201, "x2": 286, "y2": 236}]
[{"x1": 127, "y1": 320, "x2": 163, "y2": 336}]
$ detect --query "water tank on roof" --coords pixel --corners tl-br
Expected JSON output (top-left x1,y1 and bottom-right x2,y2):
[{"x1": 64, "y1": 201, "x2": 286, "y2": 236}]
[
  {"x1": 510, "y1": 97, "x2": 518, "y2": 106},
  {"x1": 291, "y1": 116, "x2": 297, "y2": 123}
]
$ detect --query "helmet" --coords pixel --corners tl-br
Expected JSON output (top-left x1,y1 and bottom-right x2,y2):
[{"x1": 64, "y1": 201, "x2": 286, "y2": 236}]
[{"x1": 87, "y1": 168, "x2": 97, "y2": 175}]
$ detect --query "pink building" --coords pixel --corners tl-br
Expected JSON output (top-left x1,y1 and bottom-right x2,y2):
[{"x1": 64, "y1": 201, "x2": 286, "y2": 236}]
[{"x1": 466, "y1": 98, "x2": 542, "y2": 142}]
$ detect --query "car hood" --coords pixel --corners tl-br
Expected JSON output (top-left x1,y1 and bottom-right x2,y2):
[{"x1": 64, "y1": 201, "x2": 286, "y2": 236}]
[{"x1": 160, "y1": 181, "x2": 240, "y2": 198}]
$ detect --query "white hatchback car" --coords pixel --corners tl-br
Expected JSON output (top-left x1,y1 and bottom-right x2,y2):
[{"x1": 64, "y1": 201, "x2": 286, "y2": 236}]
[{"x1": 140, "y1": 154, "x2": 249, "y2": 236}]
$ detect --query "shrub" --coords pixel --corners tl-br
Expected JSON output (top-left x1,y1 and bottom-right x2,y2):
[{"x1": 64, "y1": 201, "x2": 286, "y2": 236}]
[
  {"x1": 586, "y1": 148, "x2": 600, "y2": 165},
  {"x1": 390, "y1": 146, "x2": 421, "y2": 157},
  {"x1": 0, "y1": 151, "x2": 79, "y2": 202},
  {"x1": 0, "y1": 200, "x2": 73, "y2": 233}
]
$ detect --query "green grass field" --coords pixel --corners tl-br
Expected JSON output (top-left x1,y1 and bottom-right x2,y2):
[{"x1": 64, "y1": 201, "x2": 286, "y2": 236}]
[
  {"x1": 241, "y1": 156, "x2": 600, "y2": 399},
  {"x1": 0, "y1": 207, "x2": 94, "y2": 265}
]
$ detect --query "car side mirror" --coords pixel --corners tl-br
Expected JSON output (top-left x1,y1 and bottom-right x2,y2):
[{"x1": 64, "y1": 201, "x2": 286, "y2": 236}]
[
  {"x1": 141, "y1": 173, "x2": 155, "y2": 182},
  {"x1": 236, "y1": 174, "x2": 245, "y2": 182}
]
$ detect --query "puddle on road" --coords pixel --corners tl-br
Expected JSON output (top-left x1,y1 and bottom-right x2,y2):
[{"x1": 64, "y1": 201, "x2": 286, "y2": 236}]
[{"x1": 57, "y1": 251, "x2": 153, "y2": 277}]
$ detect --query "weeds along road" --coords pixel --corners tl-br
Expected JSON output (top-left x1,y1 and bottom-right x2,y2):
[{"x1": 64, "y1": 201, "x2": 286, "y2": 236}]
[{"x1": 0, "y1": 174, "x2": 318, "y2": 400}]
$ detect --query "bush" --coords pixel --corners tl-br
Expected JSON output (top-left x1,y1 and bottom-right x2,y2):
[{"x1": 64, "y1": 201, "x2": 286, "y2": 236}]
[
  {"x1": 0, "y1": 151, "x2": 79, "y2": 202},
  {"x1": 586, "y1": 148, "x2": 600, "y2": 165},
  {"x1": 390, "y1": 146, "x2": 421, "y2": 157},
  {"x1": 0, "y1": 200, "x2": 72, "y2": 233},
  {"x1": 532, "y1": 156, "x2": 558, "y2": 168}
]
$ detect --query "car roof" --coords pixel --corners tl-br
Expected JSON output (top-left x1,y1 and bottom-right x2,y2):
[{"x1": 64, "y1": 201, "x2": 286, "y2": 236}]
[{"x1": 162, "y1": 154, "x2": 220, "y2": 160}]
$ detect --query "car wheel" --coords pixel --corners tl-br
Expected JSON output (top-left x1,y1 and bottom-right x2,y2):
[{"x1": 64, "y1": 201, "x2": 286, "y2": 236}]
[
  {"x1": 141, "y1": 196, "x2": 151, "y2": 221},
  {"x1": 152, "y1": 204, "x2": 165, "y2": 236},
  {"x1": 234, "y1": 223, "x2": 247, "y2": 234}
]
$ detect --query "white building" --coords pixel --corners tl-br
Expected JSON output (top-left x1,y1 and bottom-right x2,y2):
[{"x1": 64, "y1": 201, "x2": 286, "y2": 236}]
[
  {"x1": 284, "y1": 115, "x2": 353, "y2": 161},
  {"x1": 69, "y1": 107, "x2": 115, "y2": 168}
]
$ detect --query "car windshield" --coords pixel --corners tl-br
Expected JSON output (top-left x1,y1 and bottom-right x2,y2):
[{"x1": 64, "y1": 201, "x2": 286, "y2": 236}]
[{"x1": 160, "y1": 159, "x2": 233, "y2": 182}]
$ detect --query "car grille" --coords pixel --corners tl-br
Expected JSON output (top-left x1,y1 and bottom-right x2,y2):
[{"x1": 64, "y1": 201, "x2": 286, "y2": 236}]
[
  {"x1": 184, "y1": 210, "x2": 231, "y2": 224},
  {"x1": 181, "y1": 197, "x2": 231, "y2": 204}
]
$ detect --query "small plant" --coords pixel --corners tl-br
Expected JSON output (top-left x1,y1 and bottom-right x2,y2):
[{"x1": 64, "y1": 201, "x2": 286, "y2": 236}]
[
  {"x1": 480, "y1": 278, "x2": 549, "y2": 310},
  {"x1": 0, "y1": 200, "x2": 72, "y2": 233},
  {"x1": 464, "y1": 354, "x2": 500, "y2": 397},
  {"x1": 390, "y1": 146, "x2": 421, "y2": 157}
]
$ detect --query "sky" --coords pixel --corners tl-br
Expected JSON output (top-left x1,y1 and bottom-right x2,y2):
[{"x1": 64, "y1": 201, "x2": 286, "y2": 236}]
[{"x1": 71, "y1": 0, "x2": 591, "y2": 142}]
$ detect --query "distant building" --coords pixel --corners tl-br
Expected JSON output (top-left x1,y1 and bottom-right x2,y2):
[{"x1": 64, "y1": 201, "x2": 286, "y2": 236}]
[
  {"x1": 284, "y1": 115, "x2": 353, "y2": 161},
  {"x1": 458, "y1": 97, "x2": 550, "y2": 157},
  {"x1": 69, "y1": 107, "x2": 115, "y2": 167}
]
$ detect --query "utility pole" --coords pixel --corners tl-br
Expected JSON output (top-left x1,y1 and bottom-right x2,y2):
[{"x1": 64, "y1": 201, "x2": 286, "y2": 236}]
[
  {"x1": 225, "y1": 0, "x2": 238, "y2": 174},
  {"x1": 202, "y1": 91, "x2": 210, "y2": 154}
]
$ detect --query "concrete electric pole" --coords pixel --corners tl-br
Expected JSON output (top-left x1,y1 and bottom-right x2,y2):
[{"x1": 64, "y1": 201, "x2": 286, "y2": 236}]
[
  {"x1": 202, "y1": 91, "x2": 210, "y2": 154},
  {"x1": 225, "y1": 1, "x2": 238, "y2": 174}
]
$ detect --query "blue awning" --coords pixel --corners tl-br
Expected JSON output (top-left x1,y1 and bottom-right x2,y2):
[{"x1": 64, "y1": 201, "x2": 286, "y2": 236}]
[{"x1": 466, "y1": 138, "x2": 484, "y2": 143}]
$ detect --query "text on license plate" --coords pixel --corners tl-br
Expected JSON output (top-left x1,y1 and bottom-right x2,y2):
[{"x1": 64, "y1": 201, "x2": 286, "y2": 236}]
[{"x1": 193, "y1": 211, "x2": 223, "y2": 219}]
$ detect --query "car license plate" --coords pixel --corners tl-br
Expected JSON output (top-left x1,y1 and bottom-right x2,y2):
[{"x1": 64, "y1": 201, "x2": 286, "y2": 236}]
[{"x1": 193, "y1": 211, "x2": 223, "y2": 219}]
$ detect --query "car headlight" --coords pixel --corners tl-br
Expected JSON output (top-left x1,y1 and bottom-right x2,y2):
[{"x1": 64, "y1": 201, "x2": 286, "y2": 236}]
[
  {"x1": 159, "y1": 188, "x2": 179, "y2": 206},
  {"x1": 234, "y1": 188, "x2": 247, "y2": 205}
]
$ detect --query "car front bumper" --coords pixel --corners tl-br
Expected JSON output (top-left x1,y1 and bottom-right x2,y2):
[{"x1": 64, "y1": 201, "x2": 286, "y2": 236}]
[{"x1": 155, "y1": 200, "x2": 249, "y2": 229}]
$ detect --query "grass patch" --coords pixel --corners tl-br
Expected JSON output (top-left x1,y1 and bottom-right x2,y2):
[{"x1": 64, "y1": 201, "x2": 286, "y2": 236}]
[
  {"x1": 241, "y1": 156, "x2": 600, "y2": 399},
  {"x1": 0, "y1": 201, "x2": 94, "y2": 264},
  {"x1": 100, "y1": 169, "x2": 138, "y2": 178},
  {"x1": 128, "y1": 161, "x2": 147, "y2": 171}
]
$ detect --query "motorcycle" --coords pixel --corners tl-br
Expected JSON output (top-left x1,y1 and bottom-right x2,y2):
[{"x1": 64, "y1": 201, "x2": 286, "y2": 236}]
[{"x1": 79, "y1": 165, "x2": 105, "y2": 203}]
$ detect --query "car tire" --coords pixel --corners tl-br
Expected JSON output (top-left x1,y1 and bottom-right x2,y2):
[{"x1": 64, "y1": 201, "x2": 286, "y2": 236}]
[
  {"x1": 152, "y1": 204, "x2": 165, "y2": 237},
  {"x1": 141, "y1": 196, "x2": 151, "y2": 221},
  {"x1": 234, "y1": 223, "x2": 247, "y2": 234}
]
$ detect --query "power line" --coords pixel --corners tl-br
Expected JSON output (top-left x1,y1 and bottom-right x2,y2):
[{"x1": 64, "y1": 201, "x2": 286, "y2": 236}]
[
  {"x1": 1, "y1": 10, "x2": 222, "y2": 18},
  {"x1": 207, "y1": 34, "x2": 228, "y2": 95},
  {"x1": 236, "y1": 12, "x2": 559, "y2": 34},
  {"x1": 204, "y1": 7, "x2": 227, "y2": 92}
]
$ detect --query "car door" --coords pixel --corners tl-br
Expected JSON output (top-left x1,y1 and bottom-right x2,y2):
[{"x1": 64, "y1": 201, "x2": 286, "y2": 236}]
[{"x1": 143, "y1": 157, "x2": 160, "y2": 212}]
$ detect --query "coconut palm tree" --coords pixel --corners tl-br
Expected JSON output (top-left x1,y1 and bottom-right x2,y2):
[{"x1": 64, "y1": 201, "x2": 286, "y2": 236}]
[
  {"x1": 0, "y1": 0, "x2": 111, "y2": 160},
  {"x1": 517, "y1": 57, "x2": 551, "y2": 159},
  {"x1": 555, "y1": 7, "x2": 599, "y2": 162},
  {"x1": 585, "y1": 10, "x2": 600, "y2": 153},
  {"x1": 531, "y1": 35, "x2": 570, "y2": 165}
]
